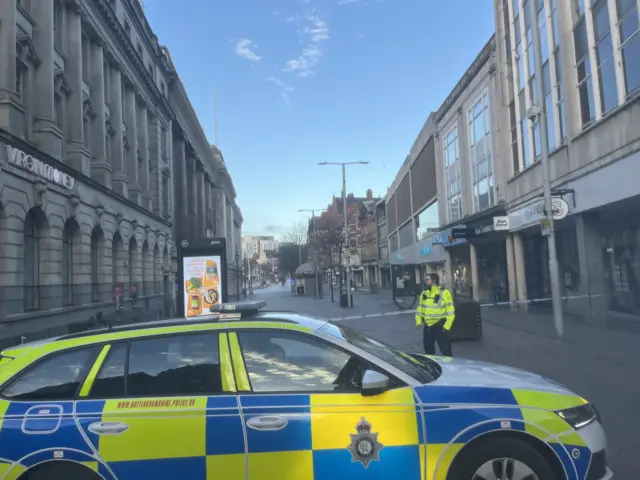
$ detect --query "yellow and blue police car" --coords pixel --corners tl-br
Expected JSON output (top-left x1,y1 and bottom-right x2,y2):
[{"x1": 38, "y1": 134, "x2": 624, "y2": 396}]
[{"x1": 0, "y1": 300, "x2": 612, "y2": 480}]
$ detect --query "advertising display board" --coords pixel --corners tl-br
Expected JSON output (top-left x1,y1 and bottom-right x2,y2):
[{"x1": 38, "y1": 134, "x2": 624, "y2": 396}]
[
  {"x1": 183, "y1": 255, "x2": 223, "y2": 317},
  {"x1": 177, "y1": 238, "x2": 228, "y2": 318}
]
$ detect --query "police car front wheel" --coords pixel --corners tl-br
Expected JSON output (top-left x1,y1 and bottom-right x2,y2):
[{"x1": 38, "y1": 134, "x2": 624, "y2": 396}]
[
  {"x1": 19, "y1": 461, "x2": 101, "y2": 480},
  {"x1": 447, "y1": 437, "x2": 561, "y2": 480}
]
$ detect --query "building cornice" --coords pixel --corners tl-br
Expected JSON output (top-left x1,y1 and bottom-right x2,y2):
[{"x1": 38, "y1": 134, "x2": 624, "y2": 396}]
[
  {"x1": 435, "y1": 35, "x2": 496, "y2": 123},
  {"x1": 92, "y1": 0, "x2": 173, "y2": 119}
]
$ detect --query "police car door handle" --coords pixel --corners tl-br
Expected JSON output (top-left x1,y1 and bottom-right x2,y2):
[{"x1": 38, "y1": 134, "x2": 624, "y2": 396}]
[
  {"x1": 246, "y1": 415, "x2": 288, "y2": 431},
  {"x1": 88, "y1": 421, "x2": 129, "y2": 435}
]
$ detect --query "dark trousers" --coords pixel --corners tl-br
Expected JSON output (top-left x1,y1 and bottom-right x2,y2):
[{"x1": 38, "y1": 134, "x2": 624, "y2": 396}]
[{"x1": 422, "y1": 319, "x2": 452, "y2": 356}]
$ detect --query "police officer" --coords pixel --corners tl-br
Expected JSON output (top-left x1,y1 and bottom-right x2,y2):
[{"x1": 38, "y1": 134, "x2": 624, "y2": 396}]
[{"x1": 415, "y1": 273, "x2": 455, "y2": 356}]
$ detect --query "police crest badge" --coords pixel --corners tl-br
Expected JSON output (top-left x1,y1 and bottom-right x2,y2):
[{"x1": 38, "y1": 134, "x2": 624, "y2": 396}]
[{"x1": 347, "y1": 416, "x2": 384, "y2": 468}]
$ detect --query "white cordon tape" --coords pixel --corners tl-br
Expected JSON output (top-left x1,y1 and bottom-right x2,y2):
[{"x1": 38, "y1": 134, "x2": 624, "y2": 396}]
[{"x1": 328, "y1": 294, "x2": 604, "y2": 322}]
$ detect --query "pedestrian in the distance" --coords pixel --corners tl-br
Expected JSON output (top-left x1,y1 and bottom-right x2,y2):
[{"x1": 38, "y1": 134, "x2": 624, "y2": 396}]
[{"x1": 415, "y1": 273, "x2": 455, "y2": 356}]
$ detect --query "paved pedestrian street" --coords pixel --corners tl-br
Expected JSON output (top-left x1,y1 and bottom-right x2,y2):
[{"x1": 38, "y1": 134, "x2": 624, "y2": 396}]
[{"x1": 254, "y1": 284, "x2": 640, "y2": 478}]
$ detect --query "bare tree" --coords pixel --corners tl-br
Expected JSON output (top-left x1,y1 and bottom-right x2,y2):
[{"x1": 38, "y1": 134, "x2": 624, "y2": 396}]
[
  {"x1": 309, "y1": 210, "x2": 346, "y2": 298},
  {"x1": 282, "y1": 220, "x2": 308, "y2": 247}
]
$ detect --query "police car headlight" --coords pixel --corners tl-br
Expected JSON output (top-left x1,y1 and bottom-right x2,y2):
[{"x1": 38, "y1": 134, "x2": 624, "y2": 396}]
[{"x1": 555, "y1": 403, "x2": 600, "y2": 429}]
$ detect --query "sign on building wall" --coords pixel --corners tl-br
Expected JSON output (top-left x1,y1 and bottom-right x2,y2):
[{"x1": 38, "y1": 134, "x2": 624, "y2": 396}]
[
  {"x1": 4, "y1": 145, "x2": 75, "y2": 189},
  {"x1": 509, "y1": 196, "x2": 571, "y2": 231}
]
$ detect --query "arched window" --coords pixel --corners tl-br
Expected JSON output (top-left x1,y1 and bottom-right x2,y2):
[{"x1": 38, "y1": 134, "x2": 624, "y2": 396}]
[
  {"x1": 91, "y1": 226, "x2": 105, "y2": 302},
  {"x1": 62, "y1": 222, "x2": 73, "y2": 305},
  {"x1": 23, "y1": 210, "x2": 40, "y2": 311},
  {"x1": 128, "y1": 236, "x2": 137, "y2": 295},
  {"x1": 142, "y1": 241, "x2": 150, "y2": 296},
  {"x1": 112, "y1": 232, "x2": 122, "y2": 285}
]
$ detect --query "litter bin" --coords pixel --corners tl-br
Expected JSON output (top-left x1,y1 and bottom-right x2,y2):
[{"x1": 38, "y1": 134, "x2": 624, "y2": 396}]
[{"x1": 340, "y1": 293, "x2": 349, "y2": 308}]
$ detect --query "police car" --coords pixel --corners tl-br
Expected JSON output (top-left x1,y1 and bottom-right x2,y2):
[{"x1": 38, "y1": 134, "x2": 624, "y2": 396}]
[{"x1": 0, "y1": 301, "x2": 612, "y2": 480}]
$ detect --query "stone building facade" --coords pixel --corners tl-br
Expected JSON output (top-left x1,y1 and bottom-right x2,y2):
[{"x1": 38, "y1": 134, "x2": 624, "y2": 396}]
[
  {"x1": 0, "y1": 0, "x2": 242, "y2": 344},
  {"x1": 166, "y1": 58, "x2": 244, "y2": 298}
]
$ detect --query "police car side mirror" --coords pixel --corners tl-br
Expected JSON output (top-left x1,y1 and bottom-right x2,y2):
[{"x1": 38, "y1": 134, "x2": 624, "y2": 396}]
[{"x1": 361, "y1": 370, "x2": 391, "y2": 396}]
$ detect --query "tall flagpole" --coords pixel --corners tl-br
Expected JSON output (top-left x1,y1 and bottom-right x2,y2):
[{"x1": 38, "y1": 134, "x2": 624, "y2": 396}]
[{"x1": 214, "y1": 85, "x2": 219, "y2": 146}]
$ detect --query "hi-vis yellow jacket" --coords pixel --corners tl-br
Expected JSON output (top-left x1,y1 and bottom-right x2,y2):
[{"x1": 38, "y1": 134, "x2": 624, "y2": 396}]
[{"x1": 415, "y1": 285, "x2": 455, "y2": 330}]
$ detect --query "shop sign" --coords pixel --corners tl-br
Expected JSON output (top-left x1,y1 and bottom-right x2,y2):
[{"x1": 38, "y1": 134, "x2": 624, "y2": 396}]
[
  {"x1": 5, "y1": 145, "x2": 75, "y2": 189},
  {"x1": 419, "y1": 232, "x2": 442, "y2": 257},
  {"x1": 493, "y1": 216, "x2": 510, "y2": 231},
  {"x1": 474, "y1": 222, "x2": 494, "y2": 235},
  {"x1": 419, "y1": 243, "x2": 433, "y2": 257},
  {"x1": 510, "y1": 196, "x2": 571, "y2": 231}
]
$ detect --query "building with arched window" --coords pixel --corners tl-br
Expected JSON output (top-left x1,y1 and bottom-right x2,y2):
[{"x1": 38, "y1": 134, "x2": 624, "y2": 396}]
[{"x1": 0, "y1": 0, "x2": 242, "y2": 347}]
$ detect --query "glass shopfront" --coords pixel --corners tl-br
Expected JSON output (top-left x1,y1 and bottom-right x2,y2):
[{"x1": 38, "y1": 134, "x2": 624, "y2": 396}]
[
  {"x1": 449, "y1": 245, "x2": 472, "y2": 298},
  {"x1": 475, "y1": 242, "x2": 509, "y2": 303},
  {"x1": 602, "y1": 221, "x2": 640, "y2": 314},
  {"x1": 523, "y1": 229, "x2": 581, "y2": 307}
]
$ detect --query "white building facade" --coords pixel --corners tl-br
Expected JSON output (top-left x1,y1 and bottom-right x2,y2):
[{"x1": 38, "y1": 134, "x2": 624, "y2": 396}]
[{"x1": 492, "y1": 0, "x2": 640, "y2": 322}]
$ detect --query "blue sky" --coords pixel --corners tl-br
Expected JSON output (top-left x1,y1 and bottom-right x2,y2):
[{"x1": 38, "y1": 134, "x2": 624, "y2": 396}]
[{"x1": 144, "y1": 0, "x2": 495, "y2": 238}]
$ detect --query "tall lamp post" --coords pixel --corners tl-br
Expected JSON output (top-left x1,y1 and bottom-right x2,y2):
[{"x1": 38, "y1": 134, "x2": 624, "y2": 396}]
[
  {"x1": 318, "y1": 161, "x2": 369, "y2": 307},
  {"x1": 528, "y1": 0, "x2": 563, "y2": 338},
  {"x1": 299, "y1": 208, "x2": 326, "y2": 299},
  {"x1": 234, "y1": 252, "x2": 240, "y2": 301}
]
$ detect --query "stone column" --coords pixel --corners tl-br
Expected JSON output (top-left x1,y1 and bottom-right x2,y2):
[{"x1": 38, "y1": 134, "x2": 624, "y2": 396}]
[
  {"x1": 138, "y1": 103, "x2": 151, "y2": 210},
  {"x1": 148, "y1": 115, "x2": 160, "y2": 214},
  {"x1": 0, "y1": 0, "x2": 18, "y2": 131},
  {"x1": 204, "y1": 176, "x2": 212, "y2": 236},
  {"x1": 221, "y1": 192, "x2": 228, "y2": 240},
  {"x1": 124, "y1": 88, "x2": 141, "y2": 204},
  {"x1": 65, "y1": 5, "x2": 90, "y2": 175},
  {"x1": 513, "y1": 233, "x2": 528, "y2": 311},
  {"x1": 173, "y1": 132, "x2": 188, "y2": 235},
  {"x1": 199, "y1": 166, "x2": 206, "y2": 237},
  {"x1": 89, "y1": 40, "x2": 110, "y2": 187},
  {"x1": 444, "y1": 248, "x2": 454, "y2": 292},
  {"x1": 188, "y1": 156, "x2": 198, "y2": 238},
  {"x1": 469, "y1": 243, "x2": 479, "y2": 301},
  {"x1": 31, "y1": 0, "x2": 61, "y2": 155},
  {"x1": 110, "y1": 66, "x2": 128, "y2": 197},
  {"x1": 575, "y1": 214, "x2": 608, "y2": 326},
  {"x1": 505, "y1": 234, "x2": 518, "y2": 310}
]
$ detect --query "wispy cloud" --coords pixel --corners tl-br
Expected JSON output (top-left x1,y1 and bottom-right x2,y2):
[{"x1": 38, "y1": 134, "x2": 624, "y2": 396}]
[
  {"x1": 267, "y1": 77, "x2": 294, "y2": 107},
  {"x1": 337, "y1": 0, "x2": 359, "y2": 4},
  {"x1": 233, "y1": 38, "x2": 262, "y2": 62},
  {"x1": 283, "y1": 11, "x2": 330, "y2": 78}
]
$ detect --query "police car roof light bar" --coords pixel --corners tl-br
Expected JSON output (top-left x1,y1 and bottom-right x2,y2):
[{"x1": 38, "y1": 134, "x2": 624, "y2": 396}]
[{"x1": 209, "y1": 300, "x2": 268, "y2": 316}]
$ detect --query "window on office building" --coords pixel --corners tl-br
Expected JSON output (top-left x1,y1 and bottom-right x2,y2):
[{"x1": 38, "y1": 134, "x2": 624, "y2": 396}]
[
  {"x1": 574, "y1": 5, "x2": 595, "y2": 127},
  {"x1": 617, "y1": 0, "x2": 640, "y2": 97},
  {"x1": 550, "y1": 0, "x2": 567, "y2": 142},
  {"x1": 468, "y1": 94, "x2": 494, "y2": 213},
  {"x1": 398, "y1": 221, "x2": 413, "y2": 249},
  {"x1": 506, "y1": 0, "x2": 570, "y2": 173},
  {"x1": 444, "y1": 126, "x2": 462, "y2": 223},
  {"x1": 389, "y1": 232, "x2": 398, "y2": 253},
  {"x1": 415, "y1": 201, "x2": 439, "y2": 242},
  {"x1": 593, "y1": 0, "x2": 618, "y2": 114}
]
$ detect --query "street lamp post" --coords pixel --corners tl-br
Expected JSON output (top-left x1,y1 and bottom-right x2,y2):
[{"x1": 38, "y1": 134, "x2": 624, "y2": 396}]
[
  {"x1": 318, "y1": 161, "x2": 369, "y2": 308},
  {"x1": 528, "y1": 0, "x2": 563, "y2": 338},
  {"x1": 234, "y1": 252, "x2": 240, "y2": 301},
  {"x1": 299, "y1": 208, "x2": 326, "y2": 300}
]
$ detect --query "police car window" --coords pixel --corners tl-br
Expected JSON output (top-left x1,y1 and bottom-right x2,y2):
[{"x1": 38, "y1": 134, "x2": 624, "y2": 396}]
[
  {"x1": 237, "y1": 331, "x2": 368, "y2": 393},
  {"x1": 319, "y1": 323, "x2": 440, "y2": 384},
  {"x1": 89, "y1": 343, "x2": 127, "y2": 398},
  {"x1": 127, "y1": 333, "x2": 222, "y2": 397},
  {"x1": 2, "y1": 347, "x2": 99, "y2": 401}
]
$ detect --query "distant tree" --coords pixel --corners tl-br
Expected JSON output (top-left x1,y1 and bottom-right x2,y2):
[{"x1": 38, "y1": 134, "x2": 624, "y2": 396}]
[
  {"x1": 282, "y1": 220, "x2": 308, "y2": 247},
  {"x1": 310, "y1": 210, "x2": 345, "y2": 290},
  {"x1": 278, "y1": 242, "x2": 308, "y2": 277}
]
